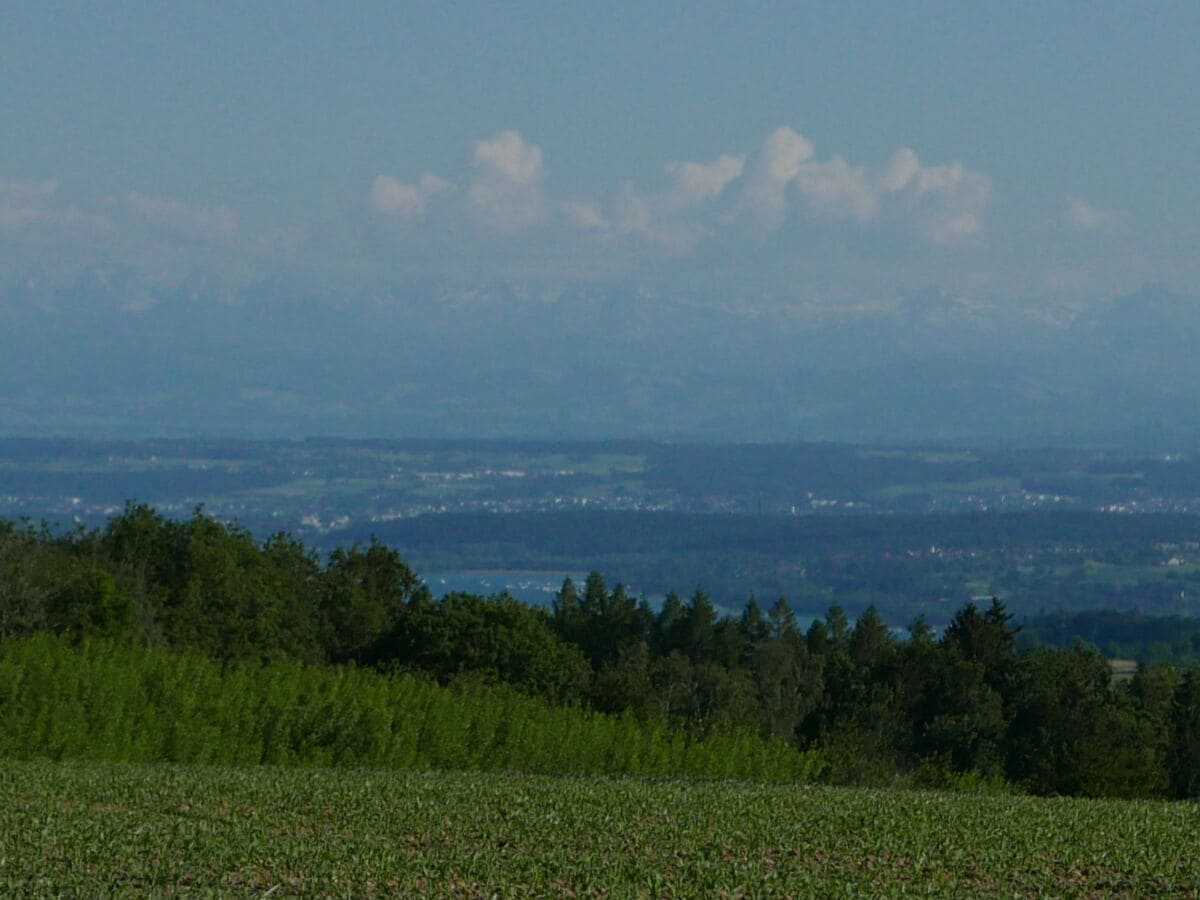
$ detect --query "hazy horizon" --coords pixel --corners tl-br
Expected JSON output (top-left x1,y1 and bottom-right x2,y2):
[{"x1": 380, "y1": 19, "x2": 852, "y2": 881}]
[{"x1": 4, "y1": 5, "x2": 1199, "y2": 443}]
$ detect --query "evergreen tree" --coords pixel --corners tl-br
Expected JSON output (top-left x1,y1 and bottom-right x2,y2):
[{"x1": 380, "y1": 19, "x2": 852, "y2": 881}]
[
  {"x1": 739, "y1": 598, "x2": 769, "y2": 648},
  {"x1": 1169, "y1": 668, "x2": 1200, "y2": 798},
  {"x1": 680, "y1": 590, "x2": 716, "y2": 663},
  {"x1": 767, "y1": 597, "x2": 799, "y2": 642}
]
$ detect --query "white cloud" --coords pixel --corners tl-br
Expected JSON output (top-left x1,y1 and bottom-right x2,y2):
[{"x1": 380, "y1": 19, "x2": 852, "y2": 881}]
[
  {"x1": 352, "y1": 125, "x2": 995, "y2": 286},
  {"x1": 370, "y1": 173, "x2": 450, "y2": 220},
  {"x1": 563, "y1": 201, "x2": 607, "y2": 230},
  {"x1": 0, "y1": 178, "x2": 58, "y2": 230},
  {"x1": 359, "y1": 126, "x2": 991, "y2": 263},
  {"x1": 731, "y1": 133, "x2": 990, "y2": 243},
  {"x1": 127, "y1": 192, "x2": 238, "y2": 239},
  {"x1": 900, "y1": 161, "x2": 991, "y2": 243},
  {"x1": 572, "y1": 153, "x2": 745, "y2": 253},
  {"x1": 664, "y1": 154, "x2": 744, "y2": 202},
  {"x1": 794, "y1": 155, "x2": 878, "y2": 223},
  {"x1": 735, "y1": 127, "x2": 815, "y2": 230},
  {"x1": 880, "y1": 148, "x2": 920, "y2": 192},
  {"x1": 1065, "y1": 196, "x2": 1119, "y2": 233},
  {"x1": 467, "y1": 129, "x2": 546, "y2": 230},
  {"x1": 0, "y1": 178, "x2": 108, "y2": 232},
  {"x1": 608, "y1": 181, "x2": 652, "y2": 235}
]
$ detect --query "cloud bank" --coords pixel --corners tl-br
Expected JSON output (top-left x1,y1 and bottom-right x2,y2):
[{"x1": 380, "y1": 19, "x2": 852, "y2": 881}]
[
  {"x1": 0, "y1": 179, "x2": 109, "y2": 233},
  {"x1": 467, "y1": 130, "x2": 546, "y2": 231},
  {"x1": 1065, "y1": 196, "x2": 1120, "y2": 233},
  {"x1": 8, "y1": 124, "x2": 1172, "y2": 305},
  {"x1": 370, "y1": 173, "x2": 450, "y2": 220},
  {"x1": 371, "y1": 126, "x2": 991, "y2": 253},
  {"x1": 127, "y1": 193, "x2": 239, "y2": 240}
]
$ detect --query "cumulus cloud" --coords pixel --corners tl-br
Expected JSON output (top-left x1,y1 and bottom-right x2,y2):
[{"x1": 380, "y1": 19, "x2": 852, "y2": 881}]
[
  {"x1": 570, "y1": 153, "x2": 745, "y2": 252},
  {"x1": 359, "y1": 125, "x2": 992, "y2": 269},
  {"x1": 735, "y1": 127, "x2": 815, "y2": 230},
  {"x1": 882, "y1": 155, "x2": 991, "y2": 243},
  {"x1": 664, "y1": 154, "x2": 744, "y2": 202},
  {"x1": 880, "y1": 148, "x2": 921, "y2": 193},
  {"x1": 0, "y1": 178, "x2": 108, "y2": 232},
  {"x1": 793, "y1": 155, "x2": 878, "y2": 223},
  {"x1": 467, "y1": 130, "x2": 546, "y2": 230},
  {"x1": 127, "y1": 192, "x2": 238, "y2": 239},
  {"x1": 367, "y1": 130, "x2": 549, "y2": 234},
  {"x1": 610, "y1": 181, "x2": 653, "y2": 236},
  {"x1": 563, "y1": 201, "x2": 607, "y2": 231},
  {"x1": 370, "y1": 173, "x2": 450, "y2": 220},
  {"x1": 731, "y1": 133, "x2": 989, "y2": 243},
  {"x1": 1065, "y1": 196, "x2": 1119, "y2": 233}
]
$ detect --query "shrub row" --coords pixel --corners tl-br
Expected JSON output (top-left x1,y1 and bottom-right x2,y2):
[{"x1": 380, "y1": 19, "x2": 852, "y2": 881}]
[{"x1": 0, "y1": 634, "x2": 822, "y2": 781}]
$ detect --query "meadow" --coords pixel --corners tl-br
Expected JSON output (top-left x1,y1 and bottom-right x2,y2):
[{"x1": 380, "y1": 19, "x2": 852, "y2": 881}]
[{"x1": 2, "y1": 759, "x2": 1197, "y2": 896}]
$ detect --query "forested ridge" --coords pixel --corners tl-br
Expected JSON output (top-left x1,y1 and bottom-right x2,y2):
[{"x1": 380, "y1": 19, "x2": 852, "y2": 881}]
[{"x1": 4, "y1": 505, "x2": 1200, "y2": 799}]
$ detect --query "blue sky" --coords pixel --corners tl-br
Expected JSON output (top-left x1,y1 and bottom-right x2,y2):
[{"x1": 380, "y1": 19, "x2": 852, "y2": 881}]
[{"x1": 3, "y1": 2, "x2": 1198, "y2": 304}]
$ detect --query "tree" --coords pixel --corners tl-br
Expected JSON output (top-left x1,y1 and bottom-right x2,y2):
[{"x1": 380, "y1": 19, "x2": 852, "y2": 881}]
[
  {"x1": 942, "y1": 599, "x2": 1018, "y2": 697},
  {"x1": 767, "y1": 597, "x2": 799, "y2": 642},
  {"x1": 374, "y1": 591, "x2": 591, "y2": 704},
  {"x1": 321, "y1": 539, "x2": 420, "y2": 663},
  {"x1": 738, "y1": 598, "x2": 769, "y2": 648},
  {"x1": 906, "y1": 603, "x2": 1021, "y2": 778},
  {"x1": 1007, "y1": 646, "x2": 1163, "y2": 797},
  {"x1": 751, "y1": 632, "x2": 821, "y2": 741},
  {"x1": 0, "y1": 520, "x2": 54, "y2": 637},
  {"x1": 825, "y1": 604, "x2": 849, "y2": 650},
  {"x1": 582, "y1": 570, "x2": 607, "y2": 616},
  {"x1": 1169, "y1": 668, "x2": 1200, "y2": 798},
  {"x1": 47, "y1": 560, "x2": 131, "y2": 639},
  {"x1": 552, "y1": 576, "x2": 579, "y2": 625},
  {"x1": 679, "y1": 590, "x2": 716, "y2": 663},
  {"x1": 656, "y1": 592, "x2": 686, "y2": 656},
  {"x1": 849, "y1": 605, "x2": 892, "y2": 671}
]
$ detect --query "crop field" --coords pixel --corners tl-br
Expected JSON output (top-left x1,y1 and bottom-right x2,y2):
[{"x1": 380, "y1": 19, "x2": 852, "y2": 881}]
[{"x1": 2, "y1": 760, "x2": 1198, "y2": 897}]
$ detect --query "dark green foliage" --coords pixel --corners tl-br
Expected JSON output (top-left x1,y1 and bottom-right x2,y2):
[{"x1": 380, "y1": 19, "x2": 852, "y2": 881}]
[
  {"x1": 0, "y1": 635, "x2": 821, "y2": 781},
  {"x1": 0, "y1": 519, "x2": 56, "y2": 637},
  {"x1": 321, "y1": 539, "x2": 421, "y2": 663},
  {"x1": 552, "y1": 571, "x2": 648, "y2": 670},
  {"x1": 1019, "y1": 608, "x2": 1200, "y2": 664},
  {"x1": 373, "y1": 591, "x2": 591, "y2": 704},
  {"x1": 47, "y1": 560, "x2": 132, "y2": 639},
  {"x1": 905, "y1": 601, "x2": 1016, "y2": 779},
  {"x1": 4, "y1": 507, "x2": 1200, "y2": 798},
  {"x1": 96, "y1": 505, "x2": 331, "y2": 662},
  {"x1": 1006, "y1": 646, "x2": 1166, "y2": 797},
  {"x1": 1169, "y1": 668, "x2": 1200, "y2": 798}
]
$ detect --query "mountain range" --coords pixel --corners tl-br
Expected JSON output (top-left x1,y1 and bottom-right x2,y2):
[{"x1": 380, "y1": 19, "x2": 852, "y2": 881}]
[{"x1": 3, "y1": 270, "x2": 1198, "y2": 447}]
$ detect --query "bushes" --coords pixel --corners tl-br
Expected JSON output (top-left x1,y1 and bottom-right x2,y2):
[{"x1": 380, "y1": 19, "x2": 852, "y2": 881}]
[{"x1": 0, "y1": 634, "x2": 822, "y2": 781}]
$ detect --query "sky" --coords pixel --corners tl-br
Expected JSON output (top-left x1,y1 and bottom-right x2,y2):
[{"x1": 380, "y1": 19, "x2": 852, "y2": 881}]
[{"x1": 3, "y1": 1, "x2": 1199, "y2": 306}]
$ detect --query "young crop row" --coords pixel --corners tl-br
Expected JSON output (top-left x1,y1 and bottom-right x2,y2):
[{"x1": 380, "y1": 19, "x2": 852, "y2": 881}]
[
  {"x1": 0, "y1": 634, "x2": 819, "y2": 781},
  {"x1": 2, "y1": 759, "x2": 1197, "y2": 896}
]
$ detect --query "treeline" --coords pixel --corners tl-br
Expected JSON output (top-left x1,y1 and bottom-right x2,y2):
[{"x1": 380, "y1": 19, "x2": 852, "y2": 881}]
[
  {"x1": 357, "y1": 509, "x2": 1200, "y2": 621},
  {"x1": 1019, "y1": 609, "x2": 1200, "y2": 664},
  {"x1": 4, "y1": 506, "x2": 1200, "y2": 798}
]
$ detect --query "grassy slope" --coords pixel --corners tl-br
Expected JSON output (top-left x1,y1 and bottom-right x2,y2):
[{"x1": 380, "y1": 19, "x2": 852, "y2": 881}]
[{"x1": 2, "y1": 760, "x2": 1197, "y2": 896}]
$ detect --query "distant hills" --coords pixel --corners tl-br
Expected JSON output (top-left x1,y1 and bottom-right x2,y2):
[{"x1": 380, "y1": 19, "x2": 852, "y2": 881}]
[{"x1": 3, "y1": 270, "x2": 1199, "y2": 447}]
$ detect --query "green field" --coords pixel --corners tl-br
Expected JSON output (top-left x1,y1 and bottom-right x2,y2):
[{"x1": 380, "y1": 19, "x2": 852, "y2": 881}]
[{"x1": 3, "y1": 760, "x2": 1197, "y2": 897}]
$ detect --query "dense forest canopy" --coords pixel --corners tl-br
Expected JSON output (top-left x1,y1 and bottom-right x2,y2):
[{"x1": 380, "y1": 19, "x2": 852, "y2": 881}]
[{"x1": 4, "y1": 504, "x2": 1200, "y2": 799}]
